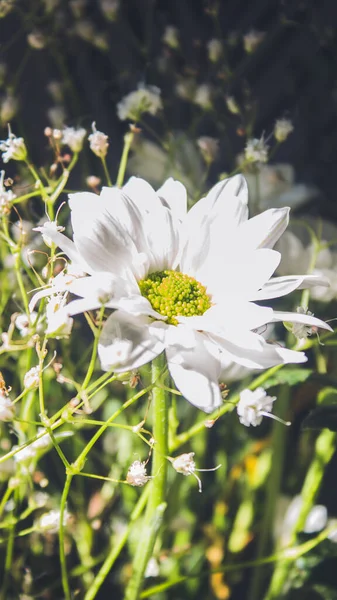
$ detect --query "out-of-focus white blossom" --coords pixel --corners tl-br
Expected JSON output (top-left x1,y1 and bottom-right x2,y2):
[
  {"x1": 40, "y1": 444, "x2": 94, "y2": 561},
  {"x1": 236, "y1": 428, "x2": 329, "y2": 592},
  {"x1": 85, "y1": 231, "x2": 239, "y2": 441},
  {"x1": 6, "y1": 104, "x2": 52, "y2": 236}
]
[
  {"x1": 0, "y1": 390, "x2": 15, "y2": 421},
  {"x1": 27, "y1": 30, "x2": 46, "y2": 50},
  {"x1": 162, "y1": 25, "x2": 179, "y2": 49},
  {"x1": 197, "y1": 136, "x2": 219, "y2": 164},
  {"x1": 237, "y1": 388, "x2": 277, "y2": 427},
  {"x1": 13, "y1": 429, "x2": 51, "y2": 463},
  {"x1": 0, "y1": 127, "x2": 27, "y2": 163},
  {"x1": 99, "y1": 0, "x2": 119, "y2": 21},
  {"x1": 274, "y1": 495, "x2": 328, "y2": 547},
  {"x1": 226, "y1": 95, "x2": 240, "y2": 115},
  {"x1": 194, "y1": 84, "x2": 212, "y2": 110},
  {"x1": 243, "y1": 30, "x2": 265, "y2": 53},
  {"x1": 117, "y1": 84, "x2": 162, "y2": 121},
  {"x1": 0, "y1": 93, "x2": 18, "y2": 123},
  {"x1": 274, "y1": 118, "x2": 294, "y2": 143},
  {"x1": 0, "y1": 169, "x2": 15, "y2": 215},
  {"x1": 61, "y1": 126, "x2": 86, "y2": 152},
  {"x1": 207, "y1": 38, "x2": 222, "y2": 62},
  {"x1": 244, "y1": 137, "x2": 269, "y2": 164},
  {"x1": 47, "y1": 106, "x2": 66, "y2": 129},
  {"x1": 175, "y1": 79, "x2": 195, "y2": 101},
  {"x1": 23, "y1": 366, "x2": 40, "y2": 389},
  {"x1": 37, "y1": 508, "x2": 70, "y2": 532},
  {"x1": 15, "y1": 312, "x2": 38, "y2": 337},
  {"x1": 88, "y1": 122, "x2": 109, "y2": 158},
  {"x1": 126, "y1": 460, "x2": 150, "y2": 487},
  {"x1": 47, "y1": 80, "x2": 64, "y2": 103},
  {"x1": 145, "y1": 557, "x2": 160, "y2": 578}
]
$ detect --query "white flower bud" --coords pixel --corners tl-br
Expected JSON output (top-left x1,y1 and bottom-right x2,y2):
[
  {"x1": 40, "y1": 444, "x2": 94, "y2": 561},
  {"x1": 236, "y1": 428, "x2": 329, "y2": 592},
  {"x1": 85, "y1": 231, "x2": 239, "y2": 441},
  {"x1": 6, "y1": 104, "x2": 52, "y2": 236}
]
[
  {"x1": 0, "y1": 390, "x2": 15, "y2": 421},
  {"x1": 62, "y1": 126, "x2": 86, "y2": 153},
  {"x1": 237, "y1": 388, "x2": 290, "y2": 427},
  {"x1": 0, "y1": 169, "x2": 15, "y2": 215},
  {"x1": 88, "y1": 122, "x2": 109, "y2": 158},
  {"x1": 126, "y1": 460, "x2": 150, "y2": 487},
  {"x1": 162, "y1": 26, "x2": 179, "y2": 49},
  {"x1": 207, "y1": 39, "x2": 222, "y2": 62},
  {"x1": 243, "y1": 30, "x2": 265, "y2": 53},
  {"x1": 0, "y1": 94, "x2": 18, "y2": 124},
  {"x1": 37, "y1": 508, "x2": 70, "y2": 532},
  {"x1": 27, "y1": 30, "x2": 46, "y2": 50},
  {"x1": 24, "y1": 366, "x2": 40, "y2": 389},
  {"x1": 117, "y1": 85, "x2": 162, "y2": 121},
  {"x1": 194, "y1": 84, "x2": 212, "y2": 110},
  {"x1": 274, "y1": 118, "x2": 294, "y2": 143},
  {"x1": 226, "y1": 95, "x2": 240, "y2": 115},
  {"x1": 15, "y1": 312, "x2": 38, "y2": 337}
]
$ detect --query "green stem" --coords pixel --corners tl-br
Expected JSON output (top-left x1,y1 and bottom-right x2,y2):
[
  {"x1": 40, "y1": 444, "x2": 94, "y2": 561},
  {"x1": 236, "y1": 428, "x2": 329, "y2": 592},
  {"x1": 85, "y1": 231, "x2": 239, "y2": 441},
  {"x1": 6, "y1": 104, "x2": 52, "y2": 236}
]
[
  {"x1": 124, "y1": 354, "x2": 168, "y2": 600},
  {"x1": 116, "y1": 131, "x2": 134, "y2": 187},
  {"x1": 59, "y1": 474, "x2": 73, "y2": 600},
  {"x1": 84, "y1": 486, "x2": 150, "y2": 600},
  {"x1": 264, "y1": 429, "x2": 336, "y2": 600},
  {"x1": 101, "y1": 156, "x2": 112, "y2": 187}
]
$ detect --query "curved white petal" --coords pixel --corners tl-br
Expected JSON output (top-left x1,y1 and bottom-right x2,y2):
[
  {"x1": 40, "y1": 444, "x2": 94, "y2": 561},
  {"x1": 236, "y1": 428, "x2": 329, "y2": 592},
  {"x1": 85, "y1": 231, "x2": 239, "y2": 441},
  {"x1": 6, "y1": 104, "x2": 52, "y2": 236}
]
[
  {"x1": 214, "y1": 334, "x2": 307, "y2": 369},
  {"x1": 157, "y1": 178, "x2": 187, "y2": 221},
  {"x1": 35, "y1": 226, "x2": 85, "y2": 268},
  {"x1": 237, "y1": 207, "x2": 289, "y2": 249},
  {"x1": 272, "y1": 310, "x2": 332, "y2": 332},
  {"x1": 166, "y1": 333, "x2": 222, "y2": 413},
  {"x1": 98, "y1": 312, "x2": 166, "y2": 372},
  {"x1": 253, "y1": 274, "x2": 330, "y2": 301}
]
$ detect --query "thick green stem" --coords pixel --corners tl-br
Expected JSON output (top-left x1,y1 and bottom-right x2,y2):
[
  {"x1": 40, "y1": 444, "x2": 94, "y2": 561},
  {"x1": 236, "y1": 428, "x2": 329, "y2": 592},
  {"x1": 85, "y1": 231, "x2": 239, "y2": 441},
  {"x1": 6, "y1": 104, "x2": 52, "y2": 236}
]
[{"x1": 124, "y1": 354, "x2": 168, "y2": 600}]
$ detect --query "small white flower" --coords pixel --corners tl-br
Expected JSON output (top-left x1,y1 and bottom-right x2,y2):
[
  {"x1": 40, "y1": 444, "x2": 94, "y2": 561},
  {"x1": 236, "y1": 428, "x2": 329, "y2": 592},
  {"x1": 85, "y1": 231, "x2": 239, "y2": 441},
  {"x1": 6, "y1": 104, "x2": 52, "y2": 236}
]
[
  {"x1": 117, "y1": 84, "x2": 162, "y2": 121},
  {"x1": 274, "y1": 119, "x2": 294, "y2": 143},
  {"x1": 62, "y1": 126, "x2": 87, "y2": 153},
  {"x1": 15, "y1": 312, "x2": 38, "y2": 337},
  {"x1": 88, "y1": 122, "x2": 109, "y2": 158},
  {"x1": 0, "y1": 127, "x2": 27, "y2": 163},
  {"x1": 237, "y1": 388, "x2": 277, "y2": 427},
  {"x1": 243, "y1": 30, "x2": 265, "y2": 53},
  {"x1": 194, "y1": 84, "x2": 212, "y2": 109},
  {"x1": 24, "y1": 366, "x2": 40, "y2": 389},
  {"x1": 27, "y1": 30, "x2": 46, "y2": 50},
  {"x1": 171, "y1": 452, "x2": 221, "y2": 493},
  {"x1": 0, "y1": 170, "x2": 15, "y2": 215},
  {"x1": 289, "y1": 307, "x2": 314, "y2": 341},
  {"x1": 197, "y1": 137, "x2": 219, "y2": 164},
  {"x1": 0, "y1": 93, "x2": 18, "y2": 124},
  {"x1": 207, "y1": 39, "x2": 222, "y2": 62},
  {"x1": 226, "y1": 95, "x2": 240, "y2": 115},
  {"x1": 145, "y1": 557, "x2": 160, "y2": 578},
  {"x1": 99, "y1": 0, "x2": 119, "y2": 21},
  {"x1": 245, "y1": 137, "x2": 269, "y2": 164},
  {"x1": 47, "y1": 106, "x2": 66, "y2": 129},
  {"x1": 175, "y1": 79, "x2": 195, "y2": 101},
  {"x1": 37, "y1": 508, "x2": 70, "y2": 532},
  {"x1": 126, "y1": 460, "x2": 150, "y2": 487},
  {"x1": 0, "y1": 390, "x2": 15, "y2": 421},
  {"x1": 162, "y1": 25, "x2": 179, "y2": 49}
]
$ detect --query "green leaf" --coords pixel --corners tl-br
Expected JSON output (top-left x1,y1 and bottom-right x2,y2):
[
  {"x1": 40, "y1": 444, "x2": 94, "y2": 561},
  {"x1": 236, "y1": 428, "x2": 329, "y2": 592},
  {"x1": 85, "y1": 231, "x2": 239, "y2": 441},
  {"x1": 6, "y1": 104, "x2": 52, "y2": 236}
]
[{"x1": 263, "y1": 367, "x2": 312, "y2": 389}]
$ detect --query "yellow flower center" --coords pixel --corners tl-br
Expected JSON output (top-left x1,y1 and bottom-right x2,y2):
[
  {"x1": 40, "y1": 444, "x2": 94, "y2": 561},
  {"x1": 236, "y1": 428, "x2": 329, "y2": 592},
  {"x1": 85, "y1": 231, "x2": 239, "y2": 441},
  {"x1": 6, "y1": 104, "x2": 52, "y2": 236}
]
[{"x1": 139, "y1": 270, "x2": 211, "y2": 325}]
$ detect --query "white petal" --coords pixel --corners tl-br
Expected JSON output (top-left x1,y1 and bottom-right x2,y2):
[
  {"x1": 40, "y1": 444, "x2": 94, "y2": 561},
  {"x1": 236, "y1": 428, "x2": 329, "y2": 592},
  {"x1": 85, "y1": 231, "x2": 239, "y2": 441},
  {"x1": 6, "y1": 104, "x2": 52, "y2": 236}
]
[
  {"x1": 272, "y1": 310, "x2": 332, "y2": 332},
  {"x1": 35, "y1": 226, "x2": 85, "y2": 268},
  {"x1": 253, "y1": 274, "x2": 330, "y2": 301},
  {"x1": 98, "y1": 312, "x2": 166, "y2": 372},
  {"x1": 157, "y1": 178, "x2": 187, "y2": 221},
  {"x1": 166, "y1": 332, "x2": 222, "y2": 412},
  {"x1": 215, "y1": 334, "x2": 308, "y2": 369},
  {"x1": 237, "y1": 207, "x2": 289, "y2": 249}
]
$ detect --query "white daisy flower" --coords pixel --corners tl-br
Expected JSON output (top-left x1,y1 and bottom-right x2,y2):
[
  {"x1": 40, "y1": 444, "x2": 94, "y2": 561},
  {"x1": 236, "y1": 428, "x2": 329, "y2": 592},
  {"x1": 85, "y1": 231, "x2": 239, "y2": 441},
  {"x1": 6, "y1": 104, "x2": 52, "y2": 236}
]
[{"x1": 31, "y1": 175, "x2": 331, "y2": 412}]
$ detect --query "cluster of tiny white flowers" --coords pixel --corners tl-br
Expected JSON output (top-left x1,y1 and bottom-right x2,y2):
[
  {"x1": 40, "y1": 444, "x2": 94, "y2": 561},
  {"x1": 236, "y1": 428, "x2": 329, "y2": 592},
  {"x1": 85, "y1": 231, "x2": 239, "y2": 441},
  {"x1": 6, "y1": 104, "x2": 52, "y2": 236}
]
[
  {"x1": 237, "y1": 388, "x2": 277, "y2": 427},
  {"x1": 244, "y1": 137, "x2": 269, "y2": 164},
  {"x1": 126, "y1": 460, "x2": 150, "y2": 487},
  {"x1": 37, "y1": 508, "x2": 70, "y2": 532},
  {"x1": 15, "y1": 312, "x2": 38, "y2": 337},
  {"x1": 62, "y1": 126, "x2": 87, "y2": 152},
  {"x1": 88, "y1": 122, "x2": 109, "y2": 158},
  {"x1": 193, "y1": 84, "x2": 212, "y2": 109},
  {"x1": 117, "y1": 85, "x2": 162, "y2": 121},
  {"x1": 274, "y1": 118, "x2": 294, "y2": 143},
  {"x1": 0, "y1": 389, "x2": 15, "y2": 421},
  {"x1": 45, "y1": 294, "x2": 73, "y2": 339},
  {"x1": 0, "y1": 127, "x2": 27, "y2": 163},
  {"x1": 24, "y1": 366, "x2": 40, "y2": 389}
]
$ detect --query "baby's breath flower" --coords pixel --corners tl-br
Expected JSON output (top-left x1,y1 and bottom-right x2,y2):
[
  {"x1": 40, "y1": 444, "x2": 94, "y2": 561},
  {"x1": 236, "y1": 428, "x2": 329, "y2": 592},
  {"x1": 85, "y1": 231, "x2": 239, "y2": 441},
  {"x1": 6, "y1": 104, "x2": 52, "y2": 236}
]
[
  {"x1": 62, "y1": 126, "x2": 86, "y2": 152},
  {"x1": 0, "y1": 93, "x2": 18, "y2": 123},
  {"x1": 288, "y1": 307, "x2": 314, "y2": 341},
  {"x1": 24, "y1": 366, "x2": 40, "y2": 389},
  {"x1": 274, "y1": 118, "x2": 294, "y2": 143},
  {"x1": 243, "y1": 30, "x2": 265, "y2": 53},
  {"x1": 100, "y1": 0, "x2": 119, "y2": 21},
  {"x1": 45, "y1": 294, "x2": 73, "y2": 339},
  {"x1": 0, "y1": 390, "x2": 15, "y2": 421},
  {"x1": 126, "y1": 460, "x2": 151, "y2": 487},
  {"x1": 0, "y1": 169, "x2": 15, "y2": 215},
  {"x1": 88, "y1": 122, "x2": 109, "y2": 158},
  {"x1": 194, "y1": 83, "x2": 212, "y2": 110},
  {"x1": 197, "y1": 136, "x2": 219, "y2": 164},
  {"x1": 27, "y1": 30, "x2": 46, "y2": 50},
  {"x1": 0, "y1": 127, "x2": 27, "y2": 163},
  {"x1": 226, "y1": 95, "x2": 240, "y2": 115},
  {"x1": 162, "y1": 25, "x2": 179, "y2": 49},
  {"x1": 171, "y1": 452, "x2": 221, "y2": 493},
  {"x1": 237, "y1": 388, "x2": 290, "y2": 427},
  {"x1": 117, "y1": 84, "x2": 162, "y2": 121},
  {"x1": 207, "y1": 38, "x2": 222, "y2": 62},
  {"x1": 244, "y1": 136, "x2": 269, "y2": 164},
  {"x1": 15, "y1": 312, "x2": 38, "y2": 337},
  {"x1": 47, "y1": 106, "x2": 66, "y2": 129},
  {"x1": 37, "y1": 508, "x2": 70, "y2": 532}
]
